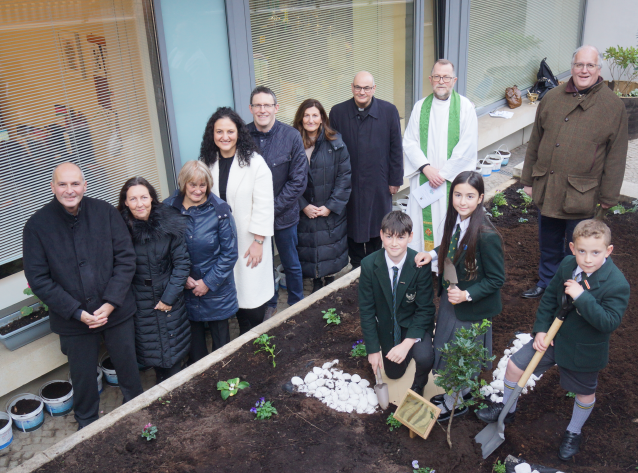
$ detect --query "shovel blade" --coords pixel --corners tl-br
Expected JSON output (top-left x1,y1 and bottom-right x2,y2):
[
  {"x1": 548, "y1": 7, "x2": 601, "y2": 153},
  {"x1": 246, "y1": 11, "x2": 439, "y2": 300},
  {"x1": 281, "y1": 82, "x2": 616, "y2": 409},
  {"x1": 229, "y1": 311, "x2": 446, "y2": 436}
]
[
  {"x1": 474, "y1": 421, "x2": 506, "y2": 459},
  {"x1": 375, "y1": 384, "x2": 389, "y2": 410}
]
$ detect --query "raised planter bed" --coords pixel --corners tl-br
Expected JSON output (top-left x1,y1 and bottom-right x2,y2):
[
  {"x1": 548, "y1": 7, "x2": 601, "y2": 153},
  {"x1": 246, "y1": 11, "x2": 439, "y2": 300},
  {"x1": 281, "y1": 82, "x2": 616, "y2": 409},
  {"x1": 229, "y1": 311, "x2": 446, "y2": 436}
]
[
  {"x1": 0, "y1": 302, "x2": 51, "y2": 351},
  {"x1": 15, "y1": 186, "x2": 638, "y2": 472}
]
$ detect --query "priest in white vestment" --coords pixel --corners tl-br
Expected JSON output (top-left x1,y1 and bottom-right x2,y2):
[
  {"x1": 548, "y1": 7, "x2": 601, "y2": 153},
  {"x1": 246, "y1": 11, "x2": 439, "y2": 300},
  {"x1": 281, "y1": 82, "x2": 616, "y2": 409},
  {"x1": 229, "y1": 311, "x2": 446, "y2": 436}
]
[{"x1": 403, "y1": 59, "x2": 478, "y2": 256}]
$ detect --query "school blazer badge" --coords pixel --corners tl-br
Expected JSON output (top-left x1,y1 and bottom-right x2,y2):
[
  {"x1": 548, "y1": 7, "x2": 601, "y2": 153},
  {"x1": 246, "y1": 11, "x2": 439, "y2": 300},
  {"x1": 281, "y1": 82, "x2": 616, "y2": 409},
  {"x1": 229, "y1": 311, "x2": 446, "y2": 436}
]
[{"x1": 405, "y1": 292, "x2": 416, "y2": 303}]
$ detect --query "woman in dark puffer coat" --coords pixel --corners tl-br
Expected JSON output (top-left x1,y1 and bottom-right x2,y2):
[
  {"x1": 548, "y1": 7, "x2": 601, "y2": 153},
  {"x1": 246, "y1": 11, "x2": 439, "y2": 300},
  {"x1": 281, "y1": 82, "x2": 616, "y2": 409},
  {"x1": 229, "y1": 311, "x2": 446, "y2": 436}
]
[
  {"x1": 118, "y1": 177, "x2": 191, "y2": 384},
  {"x1": 294, "y1": 99, "x2": 352, "y2": 293}
]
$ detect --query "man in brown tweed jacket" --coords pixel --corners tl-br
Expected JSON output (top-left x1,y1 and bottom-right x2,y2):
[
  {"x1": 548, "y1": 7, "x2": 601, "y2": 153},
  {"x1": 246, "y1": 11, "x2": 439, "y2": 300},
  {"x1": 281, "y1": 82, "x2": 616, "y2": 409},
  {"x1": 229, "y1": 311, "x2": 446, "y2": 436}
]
[{"x1": 520, "y1": 45, "x2": 628, "y2": 298}]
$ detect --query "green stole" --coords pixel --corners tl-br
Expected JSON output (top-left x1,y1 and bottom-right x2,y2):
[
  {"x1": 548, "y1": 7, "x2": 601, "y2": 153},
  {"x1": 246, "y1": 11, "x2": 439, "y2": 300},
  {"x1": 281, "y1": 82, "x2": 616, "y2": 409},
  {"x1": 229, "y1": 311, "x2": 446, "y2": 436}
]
[{"x1": 418, "y1": 90, "x2": 461, "y2": 251}]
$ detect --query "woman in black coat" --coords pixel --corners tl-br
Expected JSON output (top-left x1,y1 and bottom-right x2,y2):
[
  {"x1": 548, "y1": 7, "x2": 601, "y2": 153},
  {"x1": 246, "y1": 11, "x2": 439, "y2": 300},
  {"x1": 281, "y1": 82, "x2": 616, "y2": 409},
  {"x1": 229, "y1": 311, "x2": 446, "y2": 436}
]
[
  {"x1": 294, "y1": 99, "x2": 352, "y2": 293},
  {"x1": 118, "y1": 177, "x2": 191, "y2": 384}
]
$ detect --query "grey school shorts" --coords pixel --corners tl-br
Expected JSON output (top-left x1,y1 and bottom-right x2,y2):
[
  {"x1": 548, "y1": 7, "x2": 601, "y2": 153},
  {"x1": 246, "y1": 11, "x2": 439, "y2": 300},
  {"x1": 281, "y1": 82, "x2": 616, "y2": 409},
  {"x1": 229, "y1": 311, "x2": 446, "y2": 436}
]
[{"x1": 510, "y1": 340, "x2": 599, "y2": 395}]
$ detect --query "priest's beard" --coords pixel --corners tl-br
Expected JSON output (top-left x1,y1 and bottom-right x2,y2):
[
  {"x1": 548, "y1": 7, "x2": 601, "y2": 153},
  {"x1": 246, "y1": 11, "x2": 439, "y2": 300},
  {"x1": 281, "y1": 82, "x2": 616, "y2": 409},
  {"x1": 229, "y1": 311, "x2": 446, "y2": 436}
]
[{"x1": 433, "y1": 89, "x2": 451, "y2": 100}]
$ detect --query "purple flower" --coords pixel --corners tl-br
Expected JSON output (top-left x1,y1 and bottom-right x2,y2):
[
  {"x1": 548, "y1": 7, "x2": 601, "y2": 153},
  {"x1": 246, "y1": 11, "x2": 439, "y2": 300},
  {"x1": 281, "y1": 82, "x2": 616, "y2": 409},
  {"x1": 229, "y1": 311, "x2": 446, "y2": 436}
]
[
  {"x1": 358, "y1": 340, "x2": 363, "y2": 343},
  {"x1": 250, "y1": 407, "x2": 257, "y2": 414},
  {"x1": 260, "y1": 397, "x2": 265, "y2": 404},
  {"x1": 144, "y1": 423, "x2": 152, "y2": 430},
  {"x1": 412, "y1": 460, "x2": 419, "y2": 469},
  {"x1": 352, "y1": 344, "x2": 356, "y2": 349}
]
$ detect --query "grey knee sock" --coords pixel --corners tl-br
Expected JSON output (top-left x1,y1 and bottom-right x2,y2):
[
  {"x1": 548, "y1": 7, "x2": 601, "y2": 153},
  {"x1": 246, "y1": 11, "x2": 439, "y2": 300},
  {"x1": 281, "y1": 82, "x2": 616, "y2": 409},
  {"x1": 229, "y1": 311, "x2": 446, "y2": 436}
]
[
  {"x1": 566, "y1": 398, "x2": 595, "y2": 434},
  {"x1": 502, "y1": 378, "x2": 518, "y2": 413}
]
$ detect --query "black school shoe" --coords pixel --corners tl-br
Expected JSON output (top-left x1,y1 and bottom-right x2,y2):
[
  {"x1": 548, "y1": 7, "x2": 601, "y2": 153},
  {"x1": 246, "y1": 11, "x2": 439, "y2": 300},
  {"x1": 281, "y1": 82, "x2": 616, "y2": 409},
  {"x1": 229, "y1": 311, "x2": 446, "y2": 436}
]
[
  {"x1": 437, "y1": 404, "x2": 468, "y2": 422},
  {"x1": 430, "y1": 391, "x2": 473, "y2": 406},
  {"x1": 558, "y1": 431, "x2": 582, "y2": 461},
  {"x1": 522, "y1": 285, "x2": 545, "y2": 299},
  {"x1": 475, "y1": 402, "x2": 516, "y2": 424}
]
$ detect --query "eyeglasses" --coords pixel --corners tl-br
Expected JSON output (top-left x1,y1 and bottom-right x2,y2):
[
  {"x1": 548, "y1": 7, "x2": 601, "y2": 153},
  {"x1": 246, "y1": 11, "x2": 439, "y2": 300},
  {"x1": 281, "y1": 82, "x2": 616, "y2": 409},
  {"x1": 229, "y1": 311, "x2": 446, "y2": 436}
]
[
  {"x1": 353, "y1": 85, "x2": 374, "y2": 93},
  {"x1": 431, "y1": 75, "x2": 455, "y2": 83},
  {"x1": 571, "y1": 63, "x2": 600, "y2": 71},
  {"x1": 250, "y1": 103, "x2": 276, "y2": 110}
]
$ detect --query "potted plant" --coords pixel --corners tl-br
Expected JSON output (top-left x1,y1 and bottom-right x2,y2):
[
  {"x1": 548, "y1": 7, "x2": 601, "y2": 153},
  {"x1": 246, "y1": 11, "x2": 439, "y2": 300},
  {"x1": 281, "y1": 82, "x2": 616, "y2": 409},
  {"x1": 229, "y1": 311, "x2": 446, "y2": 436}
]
[
  {"x1": 0, "y1": 286, "x2": 52, "y2": 351},
  {"x1": 604, "y1": 45, "x2": 638, "y2": 139}
]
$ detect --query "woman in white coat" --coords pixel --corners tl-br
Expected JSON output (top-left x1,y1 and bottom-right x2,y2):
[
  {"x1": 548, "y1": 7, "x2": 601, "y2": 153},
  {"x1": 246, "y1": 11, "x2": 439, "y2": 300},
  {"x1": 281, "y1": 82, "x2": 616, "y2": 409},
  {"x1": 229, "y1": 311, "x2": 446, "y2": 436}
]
[{"x1": 200, "y1": 107, "x2": 275, "y2": 334}]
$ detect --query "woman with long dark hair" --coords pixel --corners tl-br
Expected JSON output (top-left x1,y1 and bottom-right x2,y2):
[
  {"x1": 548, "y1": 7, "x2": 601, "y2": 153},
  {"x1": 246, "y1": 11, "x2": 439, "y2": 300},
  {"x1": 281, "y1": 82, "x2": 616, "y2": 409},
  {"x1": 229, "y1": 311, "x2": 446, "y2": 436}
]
[
  {"x1": 118, "y1": 176, "x2": 191, "y2": 383},
  {"x1": 293, "y1": 99, "x2": 351, "y2": 293},
  {"x1": 200, "y1": 107, "x2": 274, "y2": 334},
  {"x1": 415, "y1": 171, "x2": 505, "y2": 421}
]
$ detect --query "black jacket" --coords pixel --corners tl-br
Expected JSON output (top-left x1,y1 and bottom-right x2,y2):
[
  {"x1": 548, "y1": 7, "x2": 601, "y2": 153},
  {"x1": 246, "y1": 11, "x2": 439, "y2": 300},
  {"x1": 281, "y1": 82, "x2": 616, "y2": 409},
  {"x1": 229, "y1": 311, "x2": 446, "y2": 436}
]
[
  {"x1": 164, "y1": 191, "x2": 239, "y2": 321},
  {"x1": 23, "y1": 197, "x2": 137, "y2": 336},
  {"x1": 125, "y1": 204, "x2": 191, "y2": 369},
  {"x1": 297, "y1": 131, "x2": 352, "y2": 278},
  {"x1": 329, "y1": 97, "x2": 403, "y2": 242},
  {"x1": 248, "y1": 120, "x2": 308, "y2": 230}
]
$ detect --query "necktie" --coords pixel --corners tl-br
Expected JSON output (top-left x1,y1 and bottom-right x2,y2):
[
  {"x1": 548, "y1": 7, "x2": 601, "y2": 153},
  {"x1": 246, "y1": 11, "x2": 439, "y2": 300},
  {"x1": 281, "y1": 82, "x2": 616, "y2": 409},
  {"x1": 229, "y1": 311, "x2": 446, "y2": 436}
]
[
  {"x1": 392, "y1": 266, "x2": 401, "y2": 346},
  {"x1": 580, "y1": 271, "x2": 590, "y2": 290},
  {"x1": 443, "y1": 224, "x2": 461, "y2": 289}
]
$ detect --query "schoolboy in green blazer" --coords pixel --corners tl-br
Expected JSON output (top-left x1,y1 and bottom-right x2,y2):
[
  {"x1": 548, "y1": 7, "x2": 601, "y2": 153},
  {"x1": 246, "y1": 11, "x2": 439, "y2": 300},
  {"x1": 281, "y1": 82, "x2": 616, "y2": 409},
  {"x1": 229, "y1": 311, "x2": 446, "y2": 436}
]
[{"x1": 359, "y1": 212, "x2": 435, "y2": 395}]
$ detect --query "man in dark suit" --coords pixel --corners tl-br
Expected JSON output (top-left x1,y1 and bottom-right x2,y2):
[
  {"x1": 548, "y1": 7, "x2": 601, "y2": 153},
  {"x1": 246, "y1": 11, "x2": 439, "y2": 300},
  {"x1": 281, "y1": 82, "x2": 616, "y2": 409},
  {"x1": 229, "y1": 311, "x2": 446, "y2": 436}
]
[
  {"x1": 358, "y1": 211, "x2": 435, "y2": 395},
  {"x1": 330, "y1": 72, "x2": 404, "y2": 269}
]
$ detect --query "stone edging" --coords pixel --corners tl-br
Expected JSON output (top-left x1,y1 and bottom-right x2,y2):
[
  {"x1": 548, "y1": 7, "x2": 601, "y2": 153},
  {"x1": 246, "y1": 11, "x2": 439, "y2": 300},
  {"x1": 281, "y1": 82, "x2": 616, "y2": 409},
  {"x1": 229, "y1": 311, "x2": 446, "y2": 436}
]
[{"x1": 11, "y1": 268, "x2": 361, "y2": 473}]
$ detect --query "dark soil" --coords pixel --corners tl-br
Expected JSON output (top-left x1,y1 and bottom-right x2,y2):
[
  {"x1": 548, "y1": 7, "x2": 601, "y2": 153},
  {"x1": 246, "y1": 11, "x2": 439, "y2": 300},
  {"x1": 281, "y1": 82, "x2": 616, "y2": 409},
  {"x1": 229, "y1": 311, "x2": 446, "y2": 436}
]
[
  {"x1": 12, "y1": 399, "x2": 41, "y2": 416},
  {"x1": 37, "y1": 187, "x2": 638, "y2": 473},
  {"x1": 0, "y1": 419, "x2": 8, "y2": 430},
  {"x1": 0, "y1": 307, "x2": 48, "y2": 336},
  {"x1": 41, "y1": 382, "x2": 73, "y2": 400},
  {"x1": 102, "y1": 357, "x2": 114, "y2": 370}
]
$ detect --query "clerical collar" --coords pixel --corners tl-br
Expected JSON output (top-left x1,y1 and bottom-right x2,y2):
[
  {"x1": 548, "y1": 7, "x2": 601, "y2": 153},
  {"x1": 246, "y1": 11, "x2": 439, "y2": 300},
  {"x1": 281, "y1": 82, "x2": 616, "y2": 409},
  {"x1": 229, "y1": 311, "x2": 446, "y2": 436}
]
[{"x1": 355, "y1": 97, "x2": 373, "y2": 112}]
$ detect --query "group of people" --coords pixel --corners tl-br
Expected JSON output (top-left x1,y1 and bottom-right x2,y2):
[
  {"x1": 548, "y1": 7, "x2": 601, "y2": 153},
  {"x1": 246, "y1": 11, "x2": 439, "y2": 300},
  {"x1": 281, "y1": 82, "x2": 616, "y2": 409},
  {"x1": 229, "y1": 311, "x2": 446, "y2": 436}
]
[{"x1": 21, "y1": 43, "x2": 629, "y2": 462}]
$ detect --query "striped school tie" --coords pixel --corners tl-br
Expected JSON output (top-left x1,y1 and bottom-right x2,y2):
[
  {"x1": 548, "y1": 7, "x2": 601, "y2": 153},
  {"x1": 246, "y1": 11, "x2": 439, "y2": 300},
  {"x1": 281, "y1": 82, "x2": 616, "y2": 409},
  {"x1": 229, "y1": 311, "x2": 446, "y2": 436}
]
[{"x1": 392, "y1": 266, "x2": 401, "y2": 346}]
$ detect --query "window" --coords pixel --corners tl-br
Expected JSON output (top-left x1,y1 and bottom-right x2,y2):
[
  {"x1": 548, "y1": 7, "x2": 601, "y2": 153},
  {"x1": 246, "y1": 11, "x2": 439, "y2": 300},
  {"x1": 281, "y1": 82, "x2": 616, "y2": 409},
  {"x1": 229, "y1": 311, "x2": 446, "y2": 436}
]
[
  {"x1": 0, "y1": 0, "x2": 170, "y2": 268},
  {"x1": 466, "y1": 0, "x2": 586, "y2": 109},
  {"x1": 249, "y1": 0, "x2": 415, "y2": 127}
]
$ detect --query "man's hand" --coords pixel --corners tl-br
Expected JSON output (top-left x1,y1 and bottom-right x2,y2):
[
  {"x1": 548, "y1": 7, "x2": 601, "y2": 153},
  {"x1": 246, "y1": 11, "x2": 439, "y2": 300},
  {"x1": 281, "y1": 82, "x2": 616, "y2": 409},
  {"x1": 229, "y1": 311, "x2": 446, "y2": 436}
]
[
  {"x1": 523, "y1": 186, "x2": 532, "y2": 197},
  {"x1": 389, "y1": 186, "x2": 400, "y2": 195},
  {"x1": 415, "y1": 252, "x2": 432, "y2": 267},
  {"x1": 81, "y1": 310, "x2": 108, "y2": 329},
  {"x1": 533, "y1": 331, "x2": 553, "y2": 352},
  {"x1": 303, "y1": 204, "x2": 320, "y2": 218},
  {"x1": 155, "y1": 301, "x2": 172, "y2": 312},
  {"x1": 564, "y1": 279, "x2": 584, "y2": 299},
  {"x1": 599, "y1": 202, "x2": 612, "y2": 209},
  {"x1": 422, "y1": 166, "x2": 445, "y2": 188},
  {"x1": 185, "y1": 277, "x2": 198, "y2": 290},
  {"x1": 386, "y1": 338, "x2": 415, "y2": 364},
  {"x1": 93, "y1": 303, "x2": 114, "y2": 320},
  {"x1": 316, "y1": 206, "x2": 331, "y2": 217},
  {"x1": 192, "y1": 279, "x2": 209, "y2": 297},
  {"x1": 447, "y1": 286, "x2": 468, "y2": 305},
  {"x1": 244, "y1": 239, "x2": 264, "y2": 268},
  {"x1": 368, "y1": 352, "x2": 383, "y2": 375}
]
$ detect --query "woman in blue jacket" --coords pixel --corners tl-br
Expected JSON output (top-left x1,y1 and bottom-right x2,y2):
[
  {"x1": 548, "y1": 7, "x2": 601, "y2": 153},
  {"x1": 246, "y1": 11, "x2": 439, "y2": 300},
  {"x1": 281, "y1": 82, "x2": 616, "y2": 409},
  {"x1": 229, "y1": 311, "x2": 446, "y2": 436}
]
[{"x1": 164, "y1": 160, "x2": 239, "y2": 363}]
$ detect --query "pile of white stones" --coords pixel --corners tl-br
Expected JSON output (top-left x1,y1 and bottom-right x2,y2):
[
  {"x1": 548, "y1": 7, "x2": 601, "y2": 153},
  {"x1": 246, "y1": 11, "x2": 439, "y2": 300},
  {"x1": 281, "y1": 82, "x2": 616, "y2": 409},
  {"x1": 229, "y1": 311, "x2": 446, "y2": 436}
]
[
  {"x1": 290, "y1": 360, "x2": 378, "y2": 414},
  {"x1": 514, "y1": 463, "x2": 564, "y2": 473},
  {"x1": 481, "y1": 333, "x2": 541, "y2": 403}
]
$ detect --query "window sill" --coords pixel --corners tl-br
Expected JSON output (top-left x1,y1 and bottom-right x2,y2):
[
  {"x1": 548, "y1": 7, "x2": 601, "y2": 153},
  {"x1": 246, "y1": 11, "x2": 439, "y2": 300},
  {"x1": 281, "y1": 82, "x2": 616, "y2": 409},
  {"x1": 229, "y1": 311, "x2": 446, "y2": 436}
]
[{"x1": 477, "y1": 98, "x2": 538, "y2": 152}]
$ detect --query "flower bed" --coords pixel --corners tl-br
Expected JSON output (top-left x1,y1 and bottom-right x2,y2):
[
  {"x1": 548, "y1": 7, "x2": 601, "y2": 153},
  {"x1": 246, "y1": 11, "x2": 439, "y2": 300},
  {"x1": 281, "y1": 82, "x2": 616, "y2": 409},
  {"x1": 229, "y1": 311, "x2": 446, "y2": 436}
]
[{"x1": 31, "y1": 187, "x2": 638, "y2": 473}]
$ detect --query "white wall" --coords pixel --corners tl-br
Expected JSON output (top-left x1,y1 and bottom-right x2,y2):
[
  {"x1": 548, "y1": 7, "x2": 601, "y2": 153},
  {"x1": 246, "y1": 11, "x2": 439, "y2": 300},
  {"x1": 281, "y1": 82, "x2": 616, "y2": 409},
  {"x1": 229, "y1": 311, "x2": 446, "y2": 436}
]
[{"x1": 582, "y1": 0, "x2": 638, "y2": 81}]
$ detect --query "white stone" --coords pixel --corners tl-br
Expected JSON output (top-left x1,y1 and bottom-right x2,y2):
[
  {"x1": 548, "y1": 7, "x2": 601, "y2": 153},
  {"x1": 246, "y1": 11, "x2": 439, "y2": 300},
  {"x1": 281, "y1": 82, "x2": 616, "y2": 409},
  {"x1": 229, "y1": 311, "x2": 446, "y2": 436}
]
[
  {"x1": 491, "y1": 380, "x2": 504, "y2": 391},
  {"x1": 351, "y1": 374, "x2": 361, "y2": 383},
  {"x1": 516, "y1": 333, "x2": 533, "y2": 343},
  {"x1": 357, "y1": 395, "x2": 368, "y2": 411},
  {"x1": 349, "y1": 383, "x2": 362, "y2": 394},
  {"x1": 304, "y1": 372, "x2": 318, "y2": 384},
  {"x1": 291, "y1": 376, "x2": 304, "y2": 386},
  {"x1": 332, "y1": 359, "x2": 339, "y2": 365},
  {"x1": 324, "y1": 371, "x2": 333, "y2": 379},
  {"x1": 298, "y1": 385, "x2": 308, "y2": 393},
  {"x1": 342, "y1": 373, "x2": 352, "y2": 381},
  {"x1": 313, "y1": 367, "x2": 323, "y2": 375},
  {"x1": 347, "y1": 397, "x2": 359, "y2": 407},
  {"x1": 338, "y1": 389, "x2": 349, "y2": 401},
  {"x1": 504, "y1": 349, "x2": 511, "y2": 356},
  {"x1": 349, "y1": 392, "x2": 360, "y2": 400},
  {"x1": 307, "y1": 381, "x2": 318, "y2": 391},
  {"x1": 514, "y1": 463, "x2": 532, "y2": 473},
  {"x1": 345, "y1": 404, "x2": 354, "y2": 413},
  {"x1": 359, "y1": 379, "x2": 370, "y2": 388},
  {"x1": 315, "y1": 378, "x2": 325, "y2": 387},
  {"x1": 367, "y1": 392, "x2": 378, "y2": 406},
  {"x1": 492, "y1": 368, "x2": 501, "y2": 379},
  {"x1": 365, "y1": 405, "x2": 376, "y2": 414},
  {"x1": 325, "y1": 380, "x2": 335, "y2": 389},
  {"x1": 512, "y1": 340, "x2": 523, "y2": 349},
  {"x1": 322, "y1": 362, "x2": 333, "y2": 370}
]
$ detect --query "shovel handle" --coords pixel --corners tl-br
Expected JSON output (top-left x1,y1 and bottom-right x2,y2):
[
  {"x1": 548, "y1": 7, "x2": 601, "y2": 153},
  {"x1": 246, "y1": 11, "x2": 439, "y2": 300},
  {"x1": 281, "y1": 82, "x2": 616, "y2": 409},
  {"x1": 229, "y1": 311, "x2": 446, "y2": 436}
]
[
  {"x1": 376, "y1": 367, "x2": 383, "y2": 385},
  {"x1": 517, "y1": 317, "x2": 564, "y2": 388}
]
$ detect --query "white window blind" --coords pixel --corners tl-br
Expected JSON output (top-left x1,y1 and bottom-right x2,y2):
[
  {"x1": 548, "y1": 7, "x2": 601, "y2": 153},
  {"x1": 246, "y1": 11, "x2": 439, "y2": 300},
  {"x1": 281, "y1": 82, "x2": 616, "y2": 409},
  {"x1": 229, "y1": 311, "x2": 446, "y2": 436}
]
[
  {"x1": 467, "y1": 0, "x2": 585, "y2": 109},
  {"x1": 249, "y1": 0, "x2": 414, "y2": 125},
  {"x1": 0, "y1": 0, "x2": 169, "y2": 265}
]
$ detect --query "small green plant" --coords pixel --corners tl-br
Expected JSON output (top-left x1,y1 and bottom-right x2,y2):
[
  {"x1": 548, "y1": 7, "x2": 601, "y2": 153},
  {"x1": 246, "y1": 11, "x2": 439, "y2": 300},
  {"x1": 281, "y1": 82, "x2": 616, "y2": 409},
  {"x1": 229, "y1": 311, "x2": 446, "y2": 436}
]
[
  {"x1": 491, "y1": 208, "x2": 503, "y2": 218},
  {"x1": 521, "y1": 208, "x2": 528, "y2": 214},
  {"x1": 604, "y1": 45, "x2": 638, "y2": 95},
  {"x1": 566, "y1": 391, "x2": 576, "y2": 398},
  {"x1": 253, "y1": 334, "x2": 277, "y2": 367},
  {"x1": 492, "y1": 459, "x2": 506, "y2": 473},
  {"x1": 141, "y1": 423, "x2": 157, "y2": 441},
  {"x1": 250, "y1": 397, "x2": 278, "y2": 420},
  {"x1": 19, "y1": 286, "x2": 48, "y2": 317},
  {"x1": 434, "y1": 319, "x2": 495, "y2": 448},
  {"x1": 516, "y1": 188, "x2": 533, "y2": 208},
  {"x1": 322, "y1": 308, "x2": 341, "y2": 325},
  {"x1": 387, "y1": 412, "x2": 402, "y2": 432},
  {"x1": 518, "y1": 218, "x2": 528, "y2": 223},
  {"x1": 491, "y1": 191, "x2": 507, "y2": 207},
  {"x1": 217, "y1": 377, "x2": 249, "y2": 400},
  {"x1": 157, "y1": 397, "x2": 170, "y2": 405},
  {"x1": 609, "y1": 204, "x2": 627, "y2": 215},
  {"x1": 351, "y1": 340, "x2": 367, "y2": 357},
  {"x1": 411, "y1": 460, "x2": 434, "y2": 473}
]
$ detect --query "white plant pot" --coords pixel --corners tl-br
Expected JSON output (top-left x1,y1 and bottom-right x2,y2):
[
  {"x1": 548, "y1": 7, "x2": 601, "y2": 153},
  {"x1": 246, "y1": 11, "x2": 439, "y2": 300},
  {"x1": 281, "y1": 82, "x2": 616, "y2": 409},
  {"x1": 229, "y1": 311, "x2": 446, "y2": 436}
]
[
  {"x1": 40, "y1": 381, "x2": 74, "y2": 417},
  {"x1": 6, "y1": 393, "x2": 45, "y2": 432},
  {"x1": 100, "y1": 354, "x2": 118, "y2": 387},
  {"x1": 0, "y1": 412, "x2": 12, "y2": 450},
  {"x1": 488, "y1": 155, "x2": 502, "y2": 172},
  {"x1": 478, "y1": 160, "x2": 493, "y2": 177}
]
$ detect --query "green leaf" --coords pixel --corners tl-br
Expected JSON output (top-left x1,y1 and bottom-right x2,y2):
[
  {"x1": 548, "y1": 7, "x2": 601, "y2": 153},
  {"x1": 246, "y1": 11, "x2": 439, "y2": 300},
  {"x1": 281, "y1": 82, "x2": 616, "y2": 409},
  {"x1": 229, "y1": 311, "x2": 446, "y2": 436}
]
[
  {"x1": 221, "y1": 390, "x2": 230, "y2": 400},
  {"x1": 20, "y1": 306, "x2": 34, "y2": 317},
  {"x1": 238, "y1": 381, "x2": 250, "y2": 389},
  {"x1": 23, "y1": 287, "x2": 34, "y2": 296},
  {"x1": 228, "y1": 377, "x2": 240, "y2": 385},
  {"x1": 217, "y1": 381, "x2": 229, "y2": 390}
]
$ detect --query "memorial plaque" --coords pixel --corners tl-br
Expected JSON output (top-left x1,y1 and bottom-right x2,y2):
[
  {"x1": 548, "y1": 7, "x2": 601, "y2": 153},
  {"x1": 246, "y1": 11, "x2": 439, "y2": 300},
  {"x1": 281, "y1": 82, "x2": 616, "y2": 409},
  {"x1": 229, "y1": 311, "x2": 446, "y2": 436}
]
[{"x1": 393, "y1": 389, "x2": 441, "y2": 439}]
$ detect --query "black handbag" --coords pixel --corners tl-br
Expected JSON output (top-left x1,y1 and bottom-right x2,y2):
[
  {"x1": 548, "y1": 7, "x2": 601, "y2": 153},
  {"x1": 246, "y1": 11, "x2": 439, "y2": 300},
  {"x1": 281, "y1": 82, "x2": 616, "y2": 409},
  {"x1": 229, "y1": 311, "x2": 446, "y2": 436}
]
[{"x1": 529, "y1": 57, "x2": 559, "y2": 100}]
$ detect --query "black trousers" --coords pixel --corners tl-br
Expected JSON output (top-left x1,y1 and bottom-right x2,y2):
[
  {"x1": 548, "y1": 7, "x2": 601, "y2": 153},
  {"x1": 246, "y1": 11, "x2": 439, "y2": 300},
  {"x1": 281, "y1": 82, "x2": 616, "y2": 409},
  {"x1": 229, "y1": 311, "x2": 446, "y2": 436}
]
[
  {"x1": 538, "y1": 213, "x2": 585, "y2": 288},
  {"x1": 154, "y1": 360, "x2": 184, "y2": 384},
  {"x1": 348, "y1": 236, "x2": 382, "y2": 269},
  {"x1": 236, "y1": 303, "x2": 267, "y2": 335},
  {"x1": 382, "y1": 327, "x2": 435, "y2": 389},
  {"x1": 189, "y1": 320, "x2": 230, "y2": 363},
  {"x1": 60, "y1": 317, "x2": 143, "y2": 428}
]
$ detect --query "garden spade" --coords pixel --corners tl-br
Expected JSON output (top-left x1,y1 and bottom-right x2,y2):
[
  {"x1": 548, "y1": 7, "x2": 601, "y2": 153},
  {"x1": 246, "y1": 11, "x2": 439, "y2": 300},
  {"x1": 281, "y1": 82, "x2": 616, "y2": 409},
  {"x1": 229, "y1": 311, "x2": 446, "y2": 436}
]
[
  {"x1": 443, "y1": 257, "x2": 458, "y2": 303},
  {"x1": 475, "y1": 294, "x2": 573, "y2": 459},
  {"x1": 375, "y1": 367, "x2": 389, "y2": 410}
]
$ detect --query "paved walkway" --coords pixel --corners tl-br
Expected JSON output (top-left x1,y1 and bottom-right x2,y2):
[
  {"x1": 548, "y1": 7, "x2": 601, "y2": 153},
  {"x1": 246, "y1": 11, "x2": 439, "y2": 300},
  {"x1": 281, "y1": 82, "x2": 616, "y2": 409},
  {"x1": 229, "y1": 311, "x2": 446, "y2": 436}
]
[{"x1": 626, "y1": 138, "x2": 638, "y2": 184}]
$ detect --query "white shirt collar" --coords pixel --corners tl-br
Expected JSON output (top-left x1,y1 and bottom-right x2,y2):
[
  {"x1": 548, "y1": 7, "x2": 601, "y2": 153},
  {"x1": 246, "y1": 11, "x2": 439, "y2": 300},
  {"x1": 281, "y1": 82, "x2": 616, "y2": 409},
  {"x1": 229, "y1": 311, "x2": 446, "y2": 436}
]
[
  {"x1": 385, "y1": 250, "x2": 407, "y2": 272},
  {"x1": 573, "y1": 258, "x2": 607, "y2": 279}
]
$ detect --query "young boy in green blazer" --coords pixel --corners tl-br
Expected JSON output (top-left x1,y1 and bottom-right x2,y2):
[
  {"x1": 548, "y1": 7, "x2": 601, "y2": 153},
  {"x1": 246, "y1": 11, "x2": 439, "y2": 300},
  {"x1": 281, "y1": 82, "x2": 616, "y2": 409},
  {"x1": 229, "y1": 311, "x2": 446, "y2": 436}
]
[
  {"x1": 476, "y1": 219, "x2": 630, "y2": 461},
  {"x1": 358, "y1": 211, "x2": 436, "y2": 396}
]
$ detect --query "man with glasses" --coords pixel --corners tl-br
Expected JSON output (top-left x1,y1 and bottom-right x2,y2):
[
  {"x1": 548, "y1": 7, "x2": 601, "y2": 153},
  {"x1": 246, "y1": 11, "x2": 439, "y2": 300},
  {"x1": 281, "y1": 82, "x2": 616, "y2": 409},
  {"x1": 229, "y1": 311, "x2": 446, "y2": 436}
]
[
  {"x1": 329, "y1": 71, "x2": 404, "y2": 269},
  {"x1": 247, "y1": 86, "x2": 308, "y2": 318},
  {"x1": 403, "y1": 59, "x2": 478, "y2": 255},
  {"x1": 520, "y1": 45, "x2": 628, "y2": 299}
]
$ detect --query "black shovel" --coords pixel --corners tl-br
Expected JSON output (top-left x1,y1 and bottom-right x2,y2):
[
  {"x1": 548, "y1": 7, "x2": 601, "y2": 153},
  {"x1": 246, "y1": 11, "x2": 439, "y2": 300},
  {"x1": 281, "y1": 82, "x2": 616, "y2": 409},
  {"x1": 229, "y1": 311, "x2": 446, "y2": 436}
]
[{"x1": 475, "y1": 294, "x2": 573, "y2": 458}]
